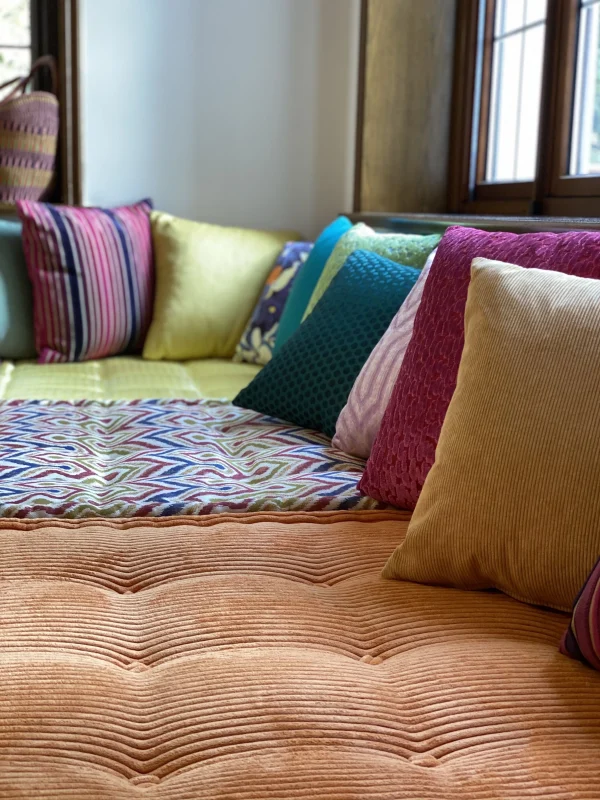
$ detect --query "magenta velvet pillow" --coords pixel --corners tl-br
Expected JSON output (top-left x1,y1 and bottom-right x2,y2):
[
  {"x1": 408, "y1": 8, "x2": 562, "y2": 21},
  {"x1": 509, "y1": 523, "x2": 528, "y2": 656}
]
[
  {"x1": 333, "y1": 248, "x2": 436, "y2": 458},
  {"x1": 360, "y1": 225, "x2": 600, "y2": 509},
  {"x1": 561, "y1": 556, "x2": 600, "y2": 671}
]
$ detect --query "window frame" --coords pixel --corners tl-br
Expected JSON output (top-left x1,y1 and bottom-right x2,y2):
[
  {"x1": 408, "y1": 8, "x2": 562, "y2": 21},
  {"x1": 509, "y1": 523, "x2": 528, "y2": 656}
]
[
  {"x1": 449, "y1": 0, "x2": 600, "y2": 217},
  {"x1": 33, "y1": 0, "x2": 81, "y2": 205},
  {"x1": 0, "y1": 0, "x2": 80, "y2": 207}
]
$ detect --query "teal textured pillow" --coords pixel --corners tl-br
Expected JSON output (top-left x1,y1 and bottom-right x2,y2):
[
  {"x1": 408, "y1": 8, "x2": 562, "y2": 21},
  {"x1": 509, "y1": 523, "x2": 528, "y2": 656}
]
[
  {"x1": 274, "y1": 215, "x2": 351, "y2": 352},
  {"x1": 0, "y1": 219, "x2": 36, "y2": 359},
  {"x1": 234, "y1": 250, "x2": 420, "y2": 439},
  {"x1": 303, "y1": 223, "x2": 441, "y2": 319}
]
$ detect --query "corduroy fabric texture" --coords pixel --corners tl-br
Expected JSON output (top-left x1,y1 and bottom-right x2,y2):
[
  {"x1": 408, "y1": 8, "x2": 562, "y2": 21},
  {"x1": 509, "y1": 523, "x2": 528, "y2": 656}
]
[
  {"x1": 361, "y1": 225, "x2": 600, "y2": 510},
  {"x1": 17, "y1": 199, "x2": 154, "y2": 363},
  {"x1": 383, "y1": 259, "x2": 600, "y2": 612},
  {"x1": 144, "y1": 213, "x2": 298, "y2": 361},
  {"x1": 333, "y1": 248, "x2": 436, "y2": 458},
  {"x1": 302, "y1": 224, "x2": 440, "y2": 319},
  {"x1": 234, "y1": 250, "x2": 420, "y2": 438},
  {"x1": 561, "y1": 556, "x2": 600, "y2": 671},
  {"x1": 3, "y1": 511, "x2": 600, "y2": 799}
]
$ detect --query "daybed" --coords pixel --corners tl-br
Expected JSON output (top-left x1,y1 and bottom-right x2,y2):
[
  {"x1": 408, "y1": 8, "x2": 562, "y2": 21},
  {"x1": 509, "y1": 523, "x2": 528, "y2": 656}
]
[
  {"x1": 1, "y1": 213, "x2": 599, "y2": 799},
  {"x1": 1, "y1": 511, "x2": 598, "y2": 798}
]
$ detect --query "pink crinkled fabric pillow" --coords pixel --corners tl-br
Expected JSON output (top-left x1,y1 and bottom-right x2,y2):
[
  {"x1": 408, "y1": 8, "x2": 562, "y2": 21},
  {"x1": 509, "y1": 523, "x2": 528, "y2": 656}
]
[
  {"x1": 333, "y1": 248, "x2": 437, "y2": 458},
  {"x1": 359, "y1": 225, "x2": 600, "y2": 509}
]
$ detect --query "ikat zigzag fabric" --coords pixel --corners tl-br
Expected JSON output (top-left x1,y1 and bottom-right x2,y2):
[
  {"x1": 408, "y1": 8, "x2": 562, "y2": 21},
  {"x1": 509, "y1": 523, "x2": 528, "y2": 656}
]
[{"x1": 0, "y1": 399, "x2": 381, "y2": 518}]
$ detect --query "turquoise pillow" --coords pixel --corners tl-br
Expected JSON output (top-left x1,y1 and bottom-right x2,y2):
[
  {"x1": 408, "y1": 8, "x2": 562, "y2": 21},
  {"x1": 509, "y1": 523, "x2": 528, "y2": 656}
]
[
  {"x1": 234, "y1": 250, "x2": 420, "y2": 439},
  {"x1": 0, "y1": 219, "x2": 35, "y2": 359},
  {"x1": 274, "y1": 215, "x2": 351, "y2": 351}
]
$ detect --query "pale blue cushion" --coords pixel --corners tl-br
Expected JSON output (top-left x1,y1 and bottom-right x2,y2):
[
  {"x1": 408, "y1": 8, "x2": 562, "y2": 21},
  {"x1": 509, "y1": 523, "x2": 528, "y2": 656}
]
[{"x1": 0, "y1": 219, "x2": 36, "y2": 359}]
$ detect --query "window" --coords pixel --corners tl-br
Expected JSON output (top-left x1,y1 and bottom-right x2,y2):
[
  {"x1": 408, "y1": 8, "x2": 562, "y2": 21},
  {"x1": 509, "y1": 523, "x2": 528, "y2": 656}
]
[
  {"x1": 449, "y1": 0, "x2": 600, "y2": 216},
  {"x1": 0, "y1": 0, "x2": 80, "y2": 205},
  {"x1": 486, "y1": 0, "x2": 547, "y2": 182},
  {"x1": 570, "y1": 0, "x2": 600, "y2": 174},
  {"x1": 0, "y1": 0, "x2": 31, "y2": 89}
]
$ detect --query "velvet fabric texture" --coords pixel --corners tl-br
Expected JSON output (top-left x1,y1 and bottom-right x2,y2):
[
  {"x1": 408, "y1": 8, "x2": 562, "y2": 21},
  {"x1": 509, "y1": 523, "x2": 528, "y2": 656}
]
[
  {"x1": 333, "y1": 248, "x2": 436, "y2": 458},
  {"x1": 383, "y1": 259, "x2": 600, "y2": 612},
  {"x1": 274, "y1": 216, "x2": 351, "y2": 352},
  {"x1": 1, "y1": 511, "x2": 599, "y2": 798},
  {"x1": 234, "y1": 250, "x2": 420, "y2": 439},
  {"x1": 234, "y1": 241, "x2": 313, "y2": 366},
  {"x1": 144, "y1": 213, "x2": 298, "y2": 361},
  {"x1": 361, "y1": 225, "x2": 600, "y2": 510},
  {"x1": 561, "y1": 556, "x2": 600, "y2": 671}
]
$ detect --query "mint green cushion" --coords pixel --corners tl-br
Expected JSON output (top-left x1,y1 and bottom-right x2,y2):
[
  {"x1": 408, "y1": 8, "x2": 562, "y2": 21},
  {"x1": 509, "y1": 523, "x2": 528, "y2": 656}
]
[
  {"x1": 0, "y1": 219, "x2": 36, "y2": 359},
  {"x1": 302, "y1": 223, "x2": 441, "y2": 319}
]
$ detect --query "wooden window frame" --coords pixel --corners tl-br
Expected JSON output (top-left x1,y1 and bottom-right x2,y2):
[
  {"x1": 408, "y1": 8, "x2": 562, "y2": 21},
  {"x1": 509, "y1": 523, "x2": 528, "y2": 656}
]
[
  {"x1": 31, "y1": 0, "x2": 81, "y2": 205},
  {"x1": 449, "y1": 0, "x2": 600, "y2": 217}
]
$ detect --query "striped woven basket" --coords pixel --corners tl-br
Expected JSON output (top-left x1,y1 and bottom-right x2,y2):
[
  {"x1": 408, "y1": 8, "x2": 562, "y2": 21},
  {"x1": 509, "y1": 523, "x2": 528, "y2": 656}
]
[{"x1": 0, "y1": 56, "x2": 59, "y2": 209}]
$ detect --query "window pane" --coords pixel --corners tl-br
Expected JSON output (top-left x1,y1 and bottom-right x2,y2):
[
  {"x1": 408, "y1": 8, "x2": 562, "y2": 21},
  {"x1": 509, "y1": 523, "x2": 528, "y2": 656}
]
[
  {"x1": 486, "y1": 4, "x2": 547, "y2": 183},
  {"x1": 525, "y1": 0, "x2": 548, "y2": 26},
  {"x1": 0, "y1": 0, "x2": 30, "y2": 47},
  {"x1": 570, "y1": 2, "x2": 600, "y2": 175},
  {"x1": 495, "y1": 0, "x2": 526, "y2": 37},
  {"x1": 488, "y1": 34, "x2": 522, "y2": 181},
  {"x1": 516, "y1": 24, "x2": 545, "y2": 177},
  {"x1": 0, "y1": 47, "x2": 30, "y2": 89}
]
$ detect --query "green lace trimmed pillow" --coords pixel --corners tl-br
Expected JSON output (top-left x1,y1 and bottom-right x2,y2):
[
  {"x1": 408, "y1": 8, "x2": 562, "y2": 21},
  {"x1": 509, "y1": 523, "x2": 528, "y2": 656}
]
[
  {"x1": 234, "y1": 249, "x2": 420, "y2": 439},
  {"x1": 302, "y1": 223, "x2": 440, "y2": 320}
]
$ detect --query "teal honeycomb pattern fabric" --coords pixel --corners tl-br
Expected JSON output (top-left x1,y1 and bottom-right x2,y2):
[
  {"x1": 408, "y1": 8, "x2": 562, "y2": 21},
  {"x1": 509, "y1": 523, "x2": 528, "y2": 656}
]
[
  {"x1": 302, "y1": 225, "x2": 441, "y2": 319},
  {"x1": 234, "y1": 250, "x2": 420, "y2": 439}
]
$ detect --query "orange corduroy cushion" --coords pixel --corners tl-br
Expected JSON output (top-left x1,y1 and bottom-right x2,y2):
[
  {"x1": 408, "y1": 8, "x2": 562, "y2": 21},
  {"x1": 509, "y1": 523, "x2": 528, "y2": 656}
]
[{"x1": 384, "y1": 258, "x2": 600, "y2": 611}]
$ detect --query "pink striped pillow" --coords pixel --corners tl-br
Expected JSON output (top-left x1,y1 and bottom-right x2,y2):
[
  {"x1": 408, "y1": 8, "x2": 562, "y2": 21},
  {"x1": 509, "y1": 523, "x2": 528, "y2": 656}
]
[
  {"x1": 333, "y1": 249, "x2": 436, "y2": 458},
  {"x1": 17, "y1": 199, "x2": 154, "y2": 363}
]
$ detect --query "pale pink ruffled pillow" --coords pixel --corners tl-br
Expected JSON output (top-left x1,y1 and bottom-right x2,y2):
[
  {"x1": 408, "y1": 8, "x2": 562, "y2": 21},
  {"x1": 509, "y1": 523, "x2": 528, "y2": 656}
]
[{"x1": 332, "y1": 248, "x2": 436, "y2": 458}]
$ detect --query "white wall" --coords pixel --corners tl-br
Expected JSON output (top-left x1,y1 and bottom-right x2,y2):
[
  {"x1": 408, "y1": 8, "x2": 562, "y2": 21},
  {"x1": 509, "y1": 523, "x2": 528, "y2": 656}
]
[{"x1": 79, "y1": 0, "x2": 360, "y2": 238}]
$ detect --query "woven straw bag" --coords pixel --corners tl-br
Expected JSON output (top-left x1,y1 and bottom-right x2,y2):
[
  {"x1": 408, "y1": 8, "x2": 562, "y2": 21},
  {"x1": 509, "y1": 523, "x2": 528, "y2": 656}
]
[{"x1": 0, "y1": 56, "x2": 59, "y2": 208}]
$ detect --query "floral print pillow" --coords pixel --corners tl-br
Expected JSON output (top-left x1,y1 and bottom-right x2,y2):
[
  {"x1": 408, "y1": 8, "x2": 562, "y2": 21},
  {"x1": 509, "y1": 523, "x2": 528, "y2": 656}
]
[{"x1": 234, "y1": 241, "x2": 313, "y2": 366}]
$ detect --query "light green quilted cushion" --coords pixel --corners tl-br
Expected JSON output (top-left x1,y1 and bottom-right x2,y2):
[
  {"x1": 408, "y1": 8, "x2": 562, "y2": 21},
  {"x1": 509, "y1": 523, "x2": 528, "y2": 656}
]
[{"x1": 302, "y1": 223, "x2": 441, "y2": 320}]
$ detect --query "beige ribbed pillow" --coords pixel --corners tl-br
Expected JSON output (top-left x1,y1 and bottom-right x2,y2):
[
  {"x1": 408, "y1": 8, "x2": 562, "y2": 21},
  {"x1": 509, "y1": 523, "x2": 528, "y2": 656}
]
[{"x1": 384, "y1": 257, "x2": 600, "y2": 611}]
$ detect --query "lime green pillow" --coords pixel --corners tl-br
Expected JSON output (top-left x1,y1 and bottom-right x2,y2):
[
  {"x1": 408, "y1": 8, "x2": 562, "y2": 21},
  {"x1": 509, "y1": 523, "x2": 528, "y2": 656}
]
[
  {"x1": 143, "y1": 212, "x2": 299, "y2": 361},
  {"x1": 302, "y1": 223, "x2": 441, "y2": 320}
]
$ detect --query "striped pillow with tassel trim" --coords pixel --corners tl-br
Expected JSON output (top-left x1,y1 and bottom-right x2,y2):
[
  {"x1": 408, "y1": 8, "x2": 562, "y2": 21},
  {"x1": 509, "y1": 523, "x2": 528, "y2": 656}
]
[
  {"x1": 561, "y1": 556, "x2": 600, "y2": 671},
  {"x1": 17, "y1": 199, "x2": 154, "y2": 363}
]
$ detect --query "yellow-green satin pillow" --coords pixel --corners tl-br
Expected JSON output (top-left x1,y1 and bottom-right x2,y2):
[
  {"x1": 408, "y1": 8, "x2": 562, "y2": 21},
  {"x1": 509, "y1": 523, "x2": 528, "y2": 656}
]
[{"x1": 144, "y1": 212, "x2": 299, "y2": 360}]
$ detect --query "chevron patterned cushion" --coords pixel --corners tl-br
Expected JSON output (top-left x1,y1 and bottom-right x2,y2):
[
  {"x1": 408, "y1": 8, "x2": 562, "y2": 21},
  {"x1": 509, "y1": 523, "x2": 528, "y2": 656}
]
[{"x1": 0, "y1": 398, "x2": 382, "y2": 517}]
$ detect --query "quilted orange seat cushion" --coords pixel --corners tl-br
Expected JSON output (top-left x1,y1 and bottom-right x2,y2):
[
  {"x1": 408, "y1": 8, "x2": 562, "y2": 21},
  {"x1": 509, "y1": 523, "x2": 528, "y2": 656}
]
[{"x1": 1, "y1": 511, "x2": 599, "y2": 798}]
